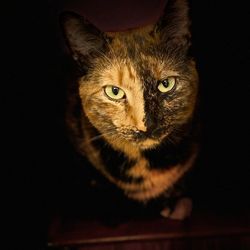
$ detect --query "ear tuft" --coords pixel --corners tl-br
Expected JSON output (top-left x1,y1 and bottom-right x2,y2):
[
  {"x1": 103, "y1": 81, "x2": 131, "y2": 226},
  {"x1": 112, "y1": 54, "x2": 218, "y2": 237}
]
[{"x1": 60, "y1": 11, "x2": 106, "y2": 69}]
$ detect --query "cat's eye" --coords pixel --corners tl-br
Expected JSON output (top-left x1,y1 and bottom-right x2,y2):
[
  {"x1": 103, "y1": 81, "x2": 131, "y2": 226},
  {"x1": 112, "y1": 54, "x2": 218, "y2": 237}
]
[
  {"x1": 104, "y1": 85, "x2": 125, "y2": 100},
  {"x1": 158, "y1": 77, "x2": 176, "y2": 93}
]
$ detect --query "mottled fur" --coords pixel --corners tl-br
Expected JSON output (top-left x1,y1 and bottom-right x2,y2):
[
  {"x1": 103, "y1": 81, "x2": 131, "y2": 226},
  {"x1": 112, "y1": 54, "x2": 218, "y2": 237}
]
[{"x1": 61, "y1": 0, "x2": 199, "y2": 206}]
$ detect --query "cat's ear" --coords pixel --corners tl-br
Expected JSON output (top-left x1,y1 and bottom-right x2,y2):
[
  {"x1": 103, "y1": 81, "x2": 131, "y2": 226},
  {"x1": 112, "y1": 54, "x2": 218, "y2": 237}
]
[
  {"x1": 156, "y1": 0, "x2": 191, "y2": 50},
  {"x1": 60, "y1": 11, "x2": 106, "y2": 69}
]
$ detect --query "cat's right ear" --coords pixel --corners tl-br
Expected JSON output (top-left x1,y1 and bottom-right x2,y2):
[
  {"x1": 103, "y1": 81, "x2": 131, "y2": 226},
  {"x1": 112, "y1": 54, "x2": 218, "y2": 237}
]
[
  {"x1": 156, "y1": 0, "x2": 191, "y2": 51},
  {"x1": 60, "y1": 11, "x2": 106, "y2": 70}
]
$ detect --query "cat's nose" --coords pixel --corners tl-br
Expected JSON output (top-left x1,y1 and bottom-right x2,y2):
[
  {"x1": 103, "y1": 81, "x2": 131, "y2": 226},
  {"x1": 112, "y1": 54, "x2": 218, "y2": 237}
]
[
  {"x1": 134, "y1": 127, "x2": 162, "y2": 140},
  {"x1": 134, "y1": 130, "x2": 147, "y2": 139}
]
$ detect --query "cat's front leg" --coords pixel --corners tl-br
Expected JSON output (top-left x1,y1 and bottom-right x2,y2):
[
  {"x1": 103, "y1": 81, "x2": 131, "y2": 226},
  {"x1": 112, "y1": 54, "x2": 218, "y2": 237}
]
[{"x1": 160, "y1": 197, "x2": 193, "y2": 220}]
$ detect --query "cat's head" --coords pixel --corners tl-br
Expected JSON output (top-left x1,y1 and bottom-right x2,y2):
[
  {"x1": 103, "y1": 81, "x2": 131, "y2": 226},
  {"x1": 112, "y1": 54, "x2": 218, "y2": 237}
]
[{"x1": 61, "y1": 0, "x2": 198, "y2": 150}]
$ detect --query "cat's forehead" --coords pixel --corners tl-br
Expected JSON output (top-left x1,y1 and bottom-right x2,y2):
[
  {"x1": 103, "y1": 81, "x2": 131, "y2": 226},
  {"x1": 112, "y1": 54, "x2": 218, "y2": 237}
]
[
  {"x1": 99, "y1": 58, "x2": 178, "y2": 91},
  {"x1": 100, "y1": 51, "x2": 179, "y2": 83},
  {"x1": 102, "y1": 29, "x2": 180, "y2": 78},
  {"x1": 106, "y1": 25, "x2": 161, "y2": 56}
]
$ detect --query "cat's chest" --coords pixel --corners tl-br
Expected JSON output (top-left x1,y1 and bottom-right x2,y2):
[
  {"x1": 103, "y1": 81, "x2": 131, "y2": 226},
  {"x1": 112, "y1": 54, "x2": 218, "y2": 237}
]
[
  {"x1": 90, "y1": 140, "x2": 196, "y2": 201},
  {"x1": 104, "y1": 154, "x2": 196, "y2": 202},
  {"x1": 84, "y1": 129, "x2": 197, "y2": 201}
]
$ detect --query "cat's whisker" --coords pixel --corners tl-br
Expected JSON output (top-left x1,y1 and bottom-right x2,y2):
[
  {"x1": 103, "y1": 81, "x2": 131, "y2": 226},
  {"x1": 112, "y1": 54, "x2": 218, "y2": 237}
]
[
  {"x1": 92, "y1": 37, "x2": 119, "y2": 69},
  {"x1": 95, "y1": 49, "x2": 116, "y2": 69},
  {"x1": 87, "y1": 130, "x2": 116, "y2": 143},
  {"x1": 165, "y1": 136, "x2": 176, "y2": 145},
  {"x1": 165, "y1": 126, "x2": 186, "y2": 145}
]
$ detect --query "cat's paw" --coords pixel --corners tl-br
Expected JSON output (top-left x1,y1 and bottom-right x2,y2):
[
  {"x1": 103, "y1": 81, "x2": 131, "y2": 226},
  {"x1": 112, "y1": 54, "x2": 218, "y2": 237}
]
[
  {"x1": 160, "y1": 207, "x2": 172, "y2": 218},
  {"x1": 160, "y1": 197, "x2": 193, "y2": 220},
  {"x1": 170, "y1": 197, "x2": 192, "y2": 220}
]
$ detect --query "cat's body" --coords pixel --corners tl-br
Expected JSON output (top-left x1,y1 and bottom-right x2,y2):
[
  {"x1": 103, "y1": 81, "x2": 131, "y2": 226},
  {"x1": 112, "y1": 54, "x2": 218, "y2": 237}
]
[{"x1": 61, "y1": 0, "x2": 199, "y2": 218}]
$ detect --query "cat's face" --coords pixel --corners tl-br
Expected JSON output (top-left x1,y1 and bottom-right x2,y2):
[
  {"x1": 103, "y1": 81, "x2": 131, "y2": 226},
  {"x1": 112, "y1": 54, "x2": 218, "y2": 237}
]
[
  {"x1": 79, "y1": 32, "x2": 198, "y2": 149},
  {"x1": 61, "y1": 0, "x2": 198, "y2": 149}
]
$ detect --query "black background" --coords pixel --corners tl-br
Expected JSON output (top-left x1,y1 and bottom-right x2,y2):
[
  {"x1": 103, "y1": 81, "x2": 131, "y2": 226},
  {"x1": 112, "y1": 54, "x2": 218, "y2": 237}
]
[{"x1": 4, "y1": 0, "x2": 250, "y2": 248}]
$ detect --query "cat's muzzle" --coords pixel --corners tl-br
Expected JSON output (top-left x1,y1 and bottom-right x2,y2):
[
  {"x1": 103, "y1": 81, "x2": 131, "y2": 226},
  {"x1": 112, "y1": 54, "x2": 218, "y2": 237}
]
[{"x1": 134, "y1": 127, "x2": 166, "y2": 141}]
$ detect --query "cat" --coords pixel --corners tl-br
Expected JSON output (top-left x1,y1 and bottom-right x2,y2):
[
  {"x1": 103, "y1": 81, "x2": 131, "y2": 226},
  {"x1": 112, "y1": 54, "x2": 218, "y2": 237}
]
[{"x1": 60, "y1": 0, "x2": 199, "y2": 219}]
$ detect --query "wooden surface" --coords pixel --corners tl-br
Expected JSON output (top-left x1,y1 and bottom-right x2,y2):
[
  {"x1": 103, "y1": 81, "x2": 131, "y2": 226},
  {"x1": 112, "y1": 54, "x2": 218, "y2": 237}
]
[{"x1": 47, "y1": 208, "x2": 250, "y2": 249}]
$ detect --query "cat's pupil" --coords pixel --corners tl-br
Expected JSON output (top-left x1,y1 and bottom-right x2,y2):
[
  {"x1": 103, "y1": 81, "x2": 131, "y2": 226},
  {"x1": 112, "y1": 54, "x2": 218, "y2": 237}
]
[
  {"x1": 112, "y1": 87, "x2": 119, "y2": 95},
  {"x1": 162, "y1": 80, "x2": 169, "y2": 88}
]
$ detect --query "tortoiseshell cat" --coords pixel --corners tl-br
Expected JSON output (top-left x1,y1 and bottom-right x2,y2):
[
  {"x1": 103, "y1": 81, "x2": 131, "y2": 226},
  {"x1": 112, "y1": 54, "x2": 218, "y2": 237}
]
[{"x1": 61, "y1": 0, "x2": 199, "y2": 219}]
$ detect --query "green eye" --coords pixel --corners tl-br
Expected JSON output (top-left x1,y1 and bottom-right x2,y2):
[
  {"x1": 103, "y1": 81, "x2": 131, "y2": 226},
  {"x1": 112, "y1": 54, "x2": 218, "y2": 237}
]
[
  {"x1": 104, "y1": 85, "x2": 125, "y2": 100},
  {"x1": 158, "y1": 77, "x2": 176, "y2": 93}
]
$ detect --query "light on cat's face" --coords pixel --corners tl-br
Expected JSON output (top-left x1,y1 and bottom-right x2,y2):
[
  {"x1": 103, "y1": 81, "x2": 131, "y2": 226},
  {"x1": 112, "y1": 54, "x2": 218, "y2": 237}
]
[
  {"x1": 80, "y1": 59, "x2": 196, "y2": 150},
  {"x1": 95, "y1": 76, "x2": 178, "y2": 148},
  {"x1": 61, "y1": 3, "x2": 198, "y2": 148}
]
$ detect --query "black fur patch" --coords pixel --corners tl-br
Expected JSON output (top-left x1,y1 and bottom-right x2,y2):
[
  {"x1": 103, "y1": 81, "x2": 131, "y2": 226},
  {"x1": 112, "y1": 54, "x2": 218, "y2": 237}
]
[
  {"x1": 142, "y1": 123, "x2": 195, "y2": 169},
  {"x1": 91, "y1": 129, "x2": 143, "y2": 184},
  {"x1": 143, "y1": 137, "x2": 192, "y2": 169}
]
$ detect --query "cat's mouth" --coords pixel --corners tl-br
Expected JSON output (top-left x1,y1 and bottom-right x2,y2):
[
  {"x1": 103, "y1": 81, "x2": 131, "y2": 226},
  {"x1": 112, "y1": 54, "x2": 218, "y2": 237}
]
[
  {"x1": 137, "y1": 138, "x2": 161, "y2": 149},
  {"x1": 124, "y1": 127, "x2": 169, "y2": 149}
]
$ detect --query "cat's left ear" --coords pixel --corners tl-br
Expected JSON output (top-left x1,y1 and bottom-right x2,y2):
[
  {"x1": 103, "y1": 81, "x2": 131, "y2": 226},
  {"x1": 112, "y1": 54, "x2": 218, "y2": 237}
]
[
  {"x1": 60, "y1": 11, "x2": 107, "y2": 70},
  {"x1": 156, "y1": 0, "x2": 191, "y2": 50}
]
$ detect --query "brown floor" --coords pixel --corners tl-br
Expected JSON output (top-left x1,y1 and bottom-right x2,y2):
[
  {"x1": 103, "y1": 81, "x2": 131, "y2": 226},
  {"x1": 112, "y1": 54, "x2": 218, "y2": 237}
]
[{"x1": 48, "y1": 208, "x2": 250, "y2": 250}]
